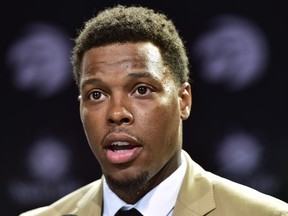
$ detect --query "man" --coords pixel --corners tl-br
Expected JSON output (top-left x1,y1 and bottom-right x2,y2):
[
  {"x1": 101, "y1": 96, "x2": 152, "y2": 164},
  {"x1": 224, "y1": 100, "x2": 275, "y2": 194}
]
[{"x1": 20, "y1": 5, "x2": 288, "y2": 216}]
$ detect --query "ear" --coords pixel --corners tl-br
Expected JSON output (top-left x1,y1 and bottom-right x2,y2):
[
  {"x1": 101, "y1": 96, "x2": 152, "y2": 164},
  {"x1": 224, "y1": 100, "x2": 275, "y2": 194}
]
[{"x1": 178, "y1": 82, "x2": 192, "y2": 120}]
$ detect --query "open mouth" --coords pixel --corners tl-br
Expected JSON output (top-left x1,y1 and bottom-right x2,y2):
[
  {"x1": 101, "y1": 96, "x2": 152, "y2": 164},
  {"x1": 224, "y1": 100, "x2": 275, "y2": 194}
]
[
  {"x1": 105, "y1": 141, "x2": 142, "y2": 164},
  {"x1": 108, "y1": 142, "x2": 138, "y2": 152},
  {"x1": 103, "y1": 132, "x2": 143, "y2": 164}
]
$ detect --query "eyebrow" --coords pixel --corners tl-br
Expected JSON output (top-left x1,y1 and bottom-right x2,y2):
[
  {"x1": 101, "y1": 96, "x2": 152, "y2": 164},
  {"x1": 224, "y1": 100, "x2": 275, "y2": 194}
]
[
  {"x1": 80, "y1": 78, "x2": 103, "y2": 89},
  {"x1": 127, "y1": 72, "x2": 154, "y2": 79},
  {"x1": 80, "y1": 71, "x2": 158, "y2": 89}
]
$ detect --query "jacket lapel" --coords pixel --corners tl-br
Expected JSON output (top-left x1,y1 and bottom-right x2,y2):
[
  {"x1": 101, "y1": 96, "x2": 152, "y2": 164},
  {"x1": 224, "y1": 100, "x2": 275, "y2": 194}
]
[
  {"x1": 73, "y1": 178, "x2": 103, "y2": 215},
  {"x1": 173, "y1": 150, "x2": 216, "y2": 216}
]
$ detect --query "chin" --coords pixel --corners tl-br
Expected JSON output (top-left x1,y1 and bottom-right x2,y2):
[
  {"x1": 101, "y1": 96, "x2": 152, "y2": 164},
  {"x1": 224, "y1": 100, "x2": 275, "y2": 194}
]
[{"x1": 105, "y1": 169, "x2": 149, "y2": 194}]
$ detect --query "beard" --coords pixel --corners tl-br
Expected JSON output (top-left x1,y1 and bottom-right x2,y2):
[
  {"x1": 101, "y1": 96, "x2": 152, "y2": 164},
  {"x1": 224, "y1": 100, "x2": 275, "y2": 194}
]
[{"x1": 105, "y1": 170, "x2": 150, "y2": 200}]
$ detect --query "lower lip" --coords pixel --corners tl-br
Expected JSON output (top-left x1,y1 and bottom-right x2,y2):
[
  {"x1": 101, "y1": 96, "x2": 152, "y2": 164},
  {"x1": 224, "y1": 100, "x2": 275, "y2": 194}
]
[{"x1": 105, "y1": 147, "x2": 142, "y2": 164}]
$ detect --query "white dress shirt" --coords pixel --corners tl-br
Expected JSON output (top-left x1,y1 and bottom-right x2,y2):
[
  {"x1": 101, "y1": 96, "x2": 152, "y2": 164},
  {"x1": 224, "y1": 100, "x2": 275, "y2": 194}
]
[{"x1": 102, "y1": 153, "x2": 187, "y2": 216}]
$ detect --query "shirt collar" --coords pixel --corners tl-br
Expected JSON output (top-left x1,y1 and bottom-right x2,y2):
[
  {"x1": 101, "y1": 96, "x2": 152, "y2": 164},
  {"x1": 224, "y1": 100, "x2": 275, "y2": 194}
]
[{"x1": 102, "y1": 152, "x2": 187, "y2": 216}]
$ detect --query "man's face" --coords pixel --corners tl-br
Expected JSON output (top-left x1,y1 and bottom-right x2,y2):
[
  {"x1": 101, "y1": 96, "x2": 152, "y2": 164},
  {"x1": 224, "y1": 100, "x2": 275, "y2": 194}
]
[{"x1": 79, "y1": 42, "x2": 191, "y2": 193}]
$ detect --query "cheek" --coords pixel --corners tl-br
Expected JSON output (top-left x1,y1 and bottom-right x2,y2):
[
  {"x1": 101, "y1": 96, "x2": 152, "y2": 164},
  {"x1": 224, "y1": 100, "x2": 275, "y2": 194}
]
[
  {"x1": 155, "y1": 96, "x2": 180, "y2": 126},
  {"x1": 81, "y1": 108, "x2": 105, "y2": 147},
  {"x1": 138, "y1": 104, "x2": 181, "y2": 170},
  {"x1": 138, "y1": 101, "x2": 180, "y2": 143}
]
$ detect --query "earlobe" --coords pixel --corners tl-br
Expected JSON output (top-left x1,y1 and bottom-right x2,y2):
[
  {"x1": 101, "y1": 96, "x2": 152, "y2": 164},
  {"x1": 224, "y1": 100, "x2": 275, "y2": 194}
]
[{"x1": 179, "y1": 82, "x2": 192, "y2": 120}]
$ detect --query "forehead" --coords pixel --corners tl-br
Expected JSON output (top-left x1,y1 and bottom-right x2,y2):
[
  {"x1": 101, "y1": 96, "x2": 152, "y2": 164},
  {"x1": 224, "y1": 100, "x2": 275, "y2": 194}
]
[{"x1": 81, "y1": 42, "x2": 164, "y2": 75}]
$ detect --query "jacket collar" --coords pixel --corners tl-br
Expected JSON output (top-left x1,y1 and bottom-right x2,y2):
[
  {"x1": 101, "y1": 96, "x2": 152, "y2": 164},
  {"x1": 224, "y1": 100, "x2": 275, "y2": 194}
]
[
  {"x1": 73, "y1": 179, "x2": 103, "y2": 215},
  {"x1": 173, "y1": 150, "x2": 216, "y2": 216}
]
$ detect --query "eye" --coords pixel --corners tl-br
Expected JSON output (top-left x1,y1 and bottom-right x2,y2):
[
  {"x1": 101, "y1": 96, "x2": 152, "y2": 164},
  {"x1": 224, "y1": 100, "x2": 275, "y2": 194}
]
[
  {"x1": 134, "y1": 86, "x2": 152, "y2": 95},
  {"x1": 88, "y1": 90, "x2": 106, "y2": 100},
  {"x1": 137, "y1": 86, "x2": 148, "y2": 94}
]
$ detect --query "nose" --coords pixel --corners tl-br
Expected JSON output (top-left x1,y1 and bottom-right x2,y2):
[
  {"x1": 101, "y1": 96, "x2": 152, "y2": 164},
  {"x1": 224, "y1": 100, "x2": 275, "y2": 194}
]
[{"x1": 107, "y1": 96, "x2": 134, "y2": 125}]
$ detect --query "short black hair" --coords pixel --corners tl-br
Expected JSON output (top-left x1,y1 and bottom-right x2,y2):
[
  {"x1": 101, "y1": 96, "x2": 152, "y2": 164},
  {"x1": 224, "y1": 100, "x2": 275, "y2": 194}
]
[{"x1": 71, "y1": 5, "x2": 190, "y2": 87}]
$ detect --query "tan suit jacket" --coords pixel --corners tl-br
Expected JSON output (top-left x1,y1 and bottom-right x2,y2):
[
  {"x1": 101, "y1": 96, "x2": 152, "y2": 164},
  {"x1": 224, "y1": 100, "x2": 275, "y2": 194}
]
[{"x1": 20, "y1": 150, "x2": 288, "y2": 216}]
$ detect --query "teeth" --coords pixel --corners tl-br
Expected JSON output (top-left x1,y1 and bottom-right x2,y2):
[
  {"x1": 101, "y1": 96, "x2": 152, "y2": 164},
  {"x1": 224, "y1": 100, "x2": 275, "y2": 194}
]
[
  {"x1": 111, "y1": 142, "x2": 130, "y2": 146},
  {"x1": 109, "y1": 142, "x2": 132, "y2": 153},
  {"x1": 114, "y1": 149, "x2": 129, "y2": 153}
]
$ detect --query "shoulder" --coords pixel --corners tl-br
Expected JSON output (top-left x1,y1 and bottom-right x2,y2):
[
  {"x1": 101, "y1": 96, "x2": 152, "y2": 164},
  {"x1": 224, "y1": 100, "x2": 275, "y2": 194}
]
[
  {"x1": 207, "y1": 171, "x2": 288, "y2": 212},
  {"x1": 19, "y1": 179, "x2": 102, "y2": 216},
  {"x1": 181, "y1": 150, "x2": 288, "y2": 215}
]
